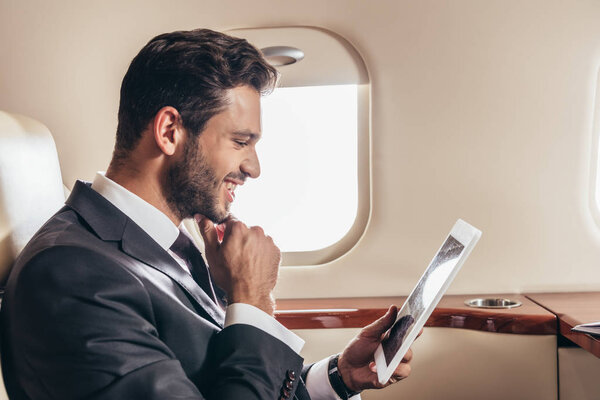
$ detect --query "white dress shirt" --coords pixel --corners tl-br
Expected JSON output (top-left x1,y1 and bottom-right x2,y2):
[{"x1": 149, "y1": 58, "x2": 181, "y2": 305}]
[{"x1": 91, "y1": 172, "x2": 355, "y2": 399}]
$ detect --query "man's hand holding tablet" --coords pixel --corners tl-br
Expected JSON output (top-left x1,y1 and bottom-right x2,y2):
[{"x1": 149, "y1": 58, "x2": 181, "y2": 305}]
[{"x1": 336, "y1": 305, "x2": 422, "y2": 392}]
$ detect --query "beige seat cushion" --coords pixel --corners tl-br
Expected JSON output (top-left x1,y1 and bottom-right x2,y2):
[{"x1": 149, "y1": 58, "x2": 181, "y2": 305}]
[{"x1": 0, "y1": 111, "x2": 65, "y2": 283}]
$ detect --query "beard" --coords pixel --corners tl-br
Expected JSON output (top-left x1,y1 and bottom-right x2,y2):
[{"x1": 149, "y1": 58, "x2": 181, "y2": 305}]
[{"x1": 164, "y1": 137, "x2": 228, "y2": 223}]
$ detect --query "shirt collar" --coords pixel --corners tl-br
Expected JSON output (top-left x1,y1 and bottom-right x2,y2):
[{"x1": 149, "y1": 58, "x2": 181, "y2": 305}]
[{"x1": 91, "y1": 172, "x2": 180, "y2": 250}]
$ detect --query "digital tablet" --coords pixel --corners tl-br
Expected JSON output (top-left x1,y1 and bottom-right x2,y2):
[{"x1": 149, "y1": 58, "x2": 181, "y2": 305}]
[{"x1": 374, "y1": 219, "x2": 481, "y2": 385}]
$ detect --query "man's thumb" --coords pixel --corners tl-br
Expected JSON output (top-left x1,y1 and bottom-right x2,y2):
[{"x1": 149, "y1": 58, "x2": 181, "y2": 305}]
[
  {"x1": 195, "y1": 214, "x2": 218, "y2": 250},
  {"x1": 361, "y1": 305, "x2": 398, "y2": 338}
]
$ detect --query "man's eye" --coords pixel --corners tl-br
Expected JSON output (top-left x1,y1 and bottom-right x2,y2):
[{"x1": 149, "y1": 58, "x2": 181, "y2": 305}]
[{"x1": 234, "y1": 140, "x2": 248, "y2": 147}]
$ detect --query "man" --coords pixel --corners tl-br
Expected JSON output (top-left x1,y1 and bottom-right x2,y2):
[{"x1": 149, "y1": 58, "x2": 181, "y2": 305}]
[{"x1": 1, "y1": 29, "x2": 414, "y2": 399}]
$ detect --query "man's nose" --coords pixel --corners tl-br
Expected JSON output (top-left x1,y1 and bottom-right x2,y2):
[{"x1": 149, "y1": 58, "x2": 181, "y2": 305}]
[{"x1": 241, "y1": 149, "x2": 260, "y2": 179}]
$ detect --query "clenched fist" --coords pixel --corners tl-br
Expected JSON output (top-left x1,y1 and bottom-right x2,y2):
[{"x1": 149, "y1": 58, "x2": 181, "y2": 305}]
[{"x1": 195, "y1": 214, "x2": 281, "y2": 315}]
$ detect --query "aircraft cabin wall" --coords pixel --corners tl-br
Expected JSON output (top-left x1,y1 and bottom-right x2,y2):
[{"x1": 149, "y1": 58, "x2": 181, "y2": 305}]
[{"x1": 1, "y1": 0, "x2": 600, "y2": 300}]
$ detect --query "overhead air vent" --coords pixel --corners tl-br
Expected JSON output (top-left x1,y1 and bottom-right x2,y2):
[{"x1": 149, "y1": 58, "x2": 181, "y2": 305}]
[{"x1": 260, "y1": 46, "x2": 304, "y2": 66}]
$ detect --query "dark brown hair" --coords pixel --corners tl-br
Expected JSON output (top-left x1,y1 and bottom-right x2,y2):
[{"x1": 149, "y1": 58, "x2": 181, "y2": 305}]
[{"x1": 113, "y1": 28, "x2": 278, "y2": 160}]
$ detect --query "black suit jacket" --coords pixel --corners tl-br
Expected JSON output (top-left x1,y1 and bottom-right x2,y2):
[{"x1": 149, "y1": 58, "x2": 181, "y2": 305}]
[{"x1": 1, "y1": 181, "x2": 311, "y2": 400}]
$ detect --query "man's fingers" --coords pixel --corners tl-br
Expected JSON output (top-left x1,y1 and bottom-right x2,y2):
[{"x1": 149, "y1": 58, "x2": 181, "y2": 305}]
[
  {"x1": 390, "y1": 362, "x2": 411, "y2": 383},
  {"x1": 383, "y1": 362, "x2": 411, "y2": 388},
  {"x1": 361, "y1": 305, "x2": 398, "y2": 339},
  {"x1": 402, "y1": 348, "x2": 413, "y2": 363},
  {"x1": 384, "y1": 349, "x2": 413, "y2": 387},
  {"x1": 216, "y1": 223, "x2": 225, "y2": 242},
  {"x1": 195, "y1": 214, "x2": 218, "y2": 250},
  {"x1": 369, "y1": 361, "x2": 377, "y2": 373},
  {"x1": 221, "y1": 215, "x2": 242, "y2": 239}
]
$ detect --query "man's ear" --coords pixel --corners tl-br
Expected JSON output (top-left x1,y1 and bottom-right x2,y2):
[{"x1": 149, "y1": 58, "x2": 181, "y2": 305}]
[{"x1": 153, "y1": 106, "x2": 185, "y2": 156}]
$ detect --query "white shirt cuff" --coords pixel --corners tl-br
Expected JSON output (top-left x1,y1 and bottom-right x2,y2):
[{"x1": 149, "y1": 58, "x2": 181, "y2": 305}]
[
  {"x1": 224, "y1": 303, "x2": 305, "y2": 354},
  {"x1": 306, "y1": 357, "x2": 362, "y2": 400}
]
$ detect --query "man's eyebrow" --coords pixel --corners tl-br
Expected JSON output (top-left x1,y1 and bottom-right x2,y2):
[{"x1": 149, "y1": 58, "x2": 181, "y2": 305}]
[{"x1": 232, "y1": 130, "x2": 261, "y2": 140}]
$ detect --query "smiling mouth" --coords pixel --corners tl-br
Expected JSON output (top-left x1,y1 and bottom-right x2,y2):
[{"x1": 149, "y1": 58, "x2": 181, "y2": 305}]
[{"x1": 224, "y1": 180, "x2": 237, "y2": 202}]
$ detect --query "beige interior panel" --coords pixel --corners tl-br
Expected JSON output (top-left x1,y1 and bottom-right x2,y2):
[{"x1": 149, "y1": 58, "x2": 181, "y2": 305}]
[
  {"x1": 294, "y1": 327, "x2": 557, "y2": 400},
  {"x1": 558, "y1": 347, "x2": 600, "y2": 400}
]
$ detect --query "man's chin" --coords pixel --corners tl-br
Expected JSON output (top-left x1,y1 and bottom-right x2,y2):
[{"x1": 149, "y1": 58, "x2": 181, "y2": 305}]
[
  {"x1": 215, "y1": 209, "x2": 231, "y2": 224},
  {"x1": 193, "y1": 207, "x2": 229, "y2": 224}
]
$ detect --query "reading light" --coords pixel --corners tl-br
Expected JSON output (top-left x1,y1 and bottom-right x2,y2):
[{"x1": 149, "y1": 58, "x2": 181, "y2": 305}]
[{"x1": 260, "y1": 46, "x2": 305, "y2": 66}]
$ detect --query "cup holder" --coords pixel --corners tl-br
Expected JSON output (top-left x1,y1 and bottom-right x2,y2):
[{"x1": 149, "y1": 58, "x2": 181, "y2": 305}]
[{"x1": 464, "y1": 298, "x2": 522, "y2": 309}]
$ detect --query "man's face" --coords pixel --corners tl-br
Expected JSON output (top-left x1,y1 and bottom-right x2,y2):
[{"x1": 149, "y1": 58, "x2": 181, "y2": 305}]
[{"x1": 165, "y1": 85, "x2": 262, "y2": 223}]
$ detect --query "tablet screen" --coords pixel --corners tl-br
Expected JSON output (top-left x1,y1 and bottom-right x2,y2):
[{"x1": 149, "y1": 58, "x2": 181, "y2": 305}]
[{"x1": 381, "y1": 235, "x2": 465, "y2": 363}]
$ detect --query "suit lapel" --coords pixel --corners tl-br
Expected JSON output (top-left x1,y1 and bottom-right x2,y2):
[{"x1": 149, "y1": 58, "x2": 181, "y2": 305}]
[
  {"x1": 120, "y1": 218, "x2": 224, "y2": 327},
  {"x1": 66, "y1": 180, "x2": 225, "y2": 328}
]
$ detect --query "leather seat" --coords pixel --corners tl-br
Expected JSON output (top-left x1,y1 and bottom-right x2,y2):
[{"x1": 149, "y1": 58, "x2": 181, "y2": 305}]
[{"x1": 0, "y1": 110, "x2": 65, "y2": 286}]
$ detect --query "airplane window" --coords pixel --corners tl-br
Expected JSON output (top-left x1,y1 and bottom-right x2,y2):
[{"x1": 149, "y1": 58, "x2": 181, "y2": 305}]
[
  {"x1": 226, "y1": 26, "x2": 369, "y2": 265},
  {"x1": 231, "y1": 84, "x2": 358, "y2": 252}
]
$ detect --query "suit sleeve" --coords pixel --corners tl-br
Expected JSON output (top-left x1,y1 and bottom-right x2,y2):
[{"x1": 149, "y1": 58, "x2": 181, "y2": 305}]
[{"x1": 4, "y1": 245, "x2": 304, "y2": 400}]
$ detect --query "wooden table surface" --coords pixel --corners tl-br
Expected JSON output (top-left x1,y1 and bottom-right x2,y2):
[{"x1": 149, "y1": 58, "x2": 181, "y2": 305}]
[
  {"x1": 526, "y1": 292, "x2": 600, "y2": 358},
  {"x1": 275, "y1": 294, "x2": 556, "y2": 335}
]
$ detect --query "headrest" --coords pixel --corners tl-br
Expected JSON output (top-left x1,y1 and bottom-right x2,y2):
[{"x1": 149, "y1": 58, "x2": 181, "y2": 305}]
[{"x1": 0, "y1": 111, "x2": 65, "y2": 283}]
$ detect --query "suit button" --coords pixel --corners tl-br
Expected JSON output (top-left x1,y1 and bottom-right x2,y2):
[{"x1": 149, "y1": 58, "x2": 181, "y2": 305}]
[
  {"x1": 281, "y1": 388, "x2": 291, "y2": 398},
  {"x1": 285, "y1": 380, "x2": 293, "y2": 390},
  {"x1": 287, "y1": 370, "x2": 296, "y2": 381},
  {"x1": 278, "y1": 396, "x2": 286, "y2": 400}
]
